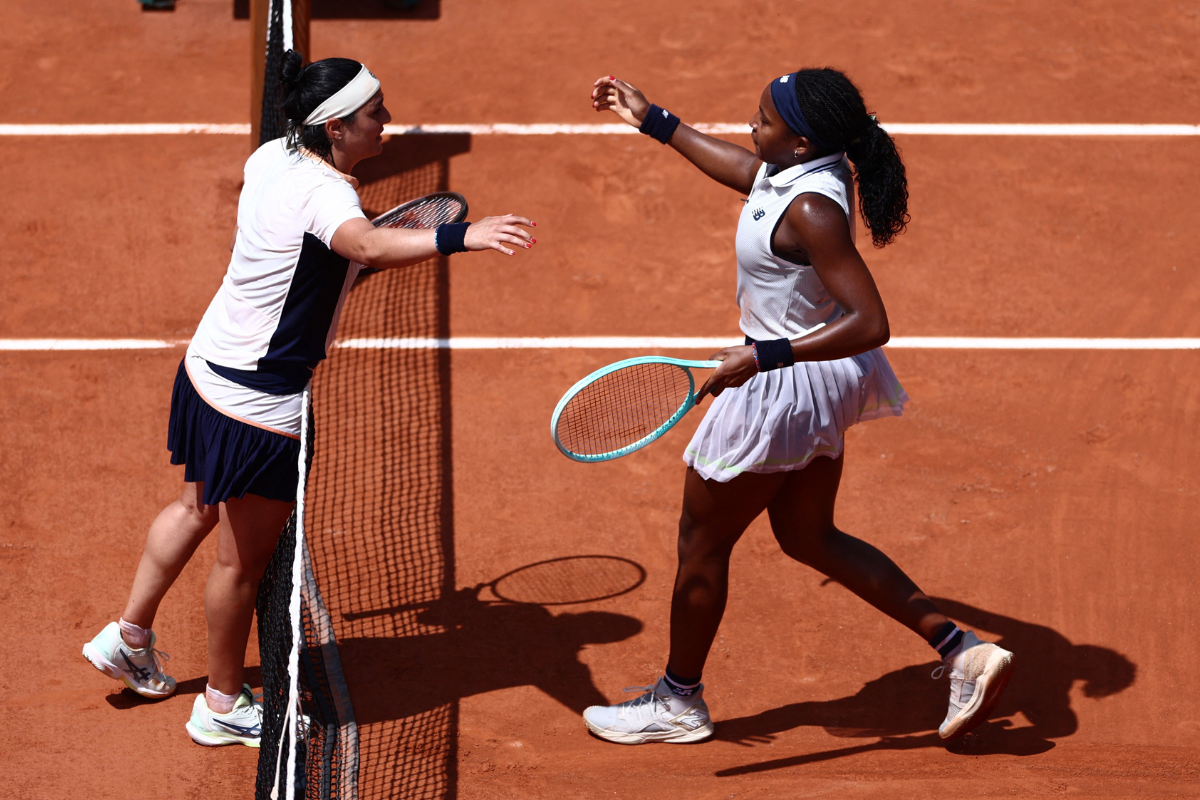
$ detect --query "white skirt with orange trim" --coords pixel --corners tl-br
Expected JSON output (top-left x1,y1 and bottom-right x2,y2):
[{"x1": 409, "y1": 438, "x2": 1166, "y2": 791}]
[{"x1": 682, "y1": 348, "x2": 908, "y2": 482}]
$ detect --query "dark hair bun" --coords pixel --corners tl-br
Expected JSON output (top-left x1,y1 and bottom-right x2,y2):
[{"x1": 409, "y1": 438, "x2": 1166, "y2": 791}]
[
  {"x1": 280, "y1": 49, "x2": 305, "y2": 90},
  {"x1": 278, "y1": 55, "x2": 366, "y2": 158}
]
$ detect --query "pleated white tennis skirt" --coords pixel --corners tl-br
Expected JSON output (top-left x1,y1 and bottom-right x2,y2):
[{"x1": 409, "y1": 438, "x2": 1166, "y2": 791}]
[{"x1": 683, "y1": 348, "x2": 908, "y2": 482}]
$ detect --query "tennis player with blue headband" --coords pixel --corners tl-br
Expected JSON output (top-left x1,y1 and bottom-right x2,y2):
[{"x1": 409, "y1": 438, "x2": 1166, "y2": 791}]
[
  {"x1": 584, "y1": 69, "x2": 1014, "y2": 744},
  {"x1": 82, "y1": 50, "x2": 536, "y2": 748}
]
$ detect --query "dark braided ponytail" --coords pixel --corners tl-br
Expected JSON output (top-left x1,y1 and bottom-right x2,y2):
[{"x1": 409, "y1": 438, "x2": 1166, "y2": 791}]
[
  {"x1": 792, "y1": 68, "x2": 909, "y2": 247},
  {"x1": 279, "y1": 50, "x2": 364, "y2": 159}
]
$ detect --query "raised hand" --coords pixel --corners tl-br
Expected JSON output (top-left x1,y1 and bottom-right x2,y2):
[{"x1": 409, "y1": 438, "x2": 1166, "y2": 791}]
[
  {"x1": 591, "y1": 76, "x2": 651, "y2": 128},
  {"x1": 464, "y1": 215, "x2": 537, "y2": 256}
]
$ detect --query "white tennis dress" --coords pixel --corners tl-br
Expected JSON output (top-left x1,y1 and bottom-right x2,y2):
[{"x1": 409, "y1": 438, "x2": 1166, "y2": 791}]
[{"x1": 683, "y1": 153, "x2": 908, "y2": 481}]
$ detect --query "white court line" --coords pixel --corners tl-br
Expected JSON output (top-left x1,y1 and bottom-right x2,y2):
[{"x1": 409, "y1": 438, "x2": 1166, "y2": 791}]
[
  {"x1": 2, "y1": 123, "x2": 1200, "y2": 137},
  {"x1": 341, "y1": 336, "x2": 1200, "y2": 350},
  {"x1": 0, "y1": 338, "x2": 188, "y2": 350},
  {"x1": 0, "y1": 124, "x2": 251, "y2": 136},
  {"x1": 6, "y1": 337, "x2": 1197, "y2": 351}
]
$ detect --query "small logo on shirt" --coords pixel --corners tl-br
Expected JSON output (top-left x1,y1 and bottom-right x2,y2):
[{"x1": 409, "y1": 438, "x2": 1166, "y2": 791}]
[{"x1": 751, "y1": 208, "x2": 765, "y2": 221}]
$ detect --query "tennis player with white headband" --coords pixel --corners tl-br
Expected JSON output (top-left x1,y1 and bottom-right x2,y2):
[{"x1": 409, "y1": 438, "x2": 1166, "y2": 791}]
[{"x1": 82, "y1": 50, "x2": 537, "y2": 748}]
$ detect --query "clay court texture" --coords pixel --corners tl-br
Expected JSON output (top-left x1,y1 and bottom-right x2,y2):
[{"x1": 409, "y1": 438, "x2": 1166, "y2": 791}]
[{"x1": 3, "y1": 0, "x2": 1200, "y2": 797}]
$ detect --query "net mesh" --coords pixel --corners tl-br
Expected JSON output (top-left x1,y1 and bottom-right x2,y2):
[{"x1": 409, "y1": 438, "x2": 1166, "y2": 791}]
[
  {"x1": 256, "y1": 401, "x2": 356, "y2": 800},
  {"x1": 555, "y1": 362, "x2": 694, "y2": 456},
  {"x1": 307, "y1": 158, "x2": 458, "y2": 800}
]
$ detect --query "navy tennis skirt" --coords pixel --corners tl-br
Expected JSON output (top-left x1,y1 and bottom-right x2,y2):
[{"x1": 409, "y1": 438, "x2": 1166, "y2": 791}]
[{"x1": 167, "y1": 360, "x2": 300, "y2": 506}]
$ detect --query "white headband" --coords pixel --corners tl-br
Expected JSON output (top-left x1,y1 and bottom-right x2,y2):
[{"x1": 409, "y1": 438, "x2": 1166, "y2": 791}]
[{"x1": 302, "y1": 65, "x2": 381, "y2": 127}]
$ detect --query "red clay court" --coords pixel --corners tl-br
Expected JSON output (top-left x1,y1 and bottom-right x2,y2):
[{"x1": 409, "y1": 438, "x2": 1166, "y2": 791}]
[{"x1": 2, "y1": 0, "x2": 1199, "y2": 797}]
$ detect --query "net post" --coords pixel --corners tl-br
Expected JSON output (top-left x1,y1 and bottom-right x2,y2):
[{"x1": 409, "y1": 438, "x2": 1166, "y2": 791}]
[
  {"x1": 251, "y1": 0, "x2": 310, "y2": 151},
  {"x1": 291, "y1": 0, "x2": 311, "y2": 63},
  {"x1": 250, "y1": 0, "x2": 269, "y2": 151}
]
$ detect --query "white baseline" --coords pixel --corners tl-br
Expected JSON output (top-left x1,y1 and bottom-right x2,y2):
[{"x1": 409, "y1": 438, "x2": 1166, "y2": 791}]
[
  {"x1": 2, "y1": 123, "x2": 1199, "y2": 137},
  {"x1": 3, "y1": 337, "x2": 1199, "y2": 352}
]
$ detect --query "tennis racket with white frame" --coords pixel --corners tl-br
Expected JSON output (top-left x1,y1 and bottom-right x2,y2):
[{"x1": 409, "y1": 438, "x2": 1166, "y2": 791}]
[{"x1": 551, "y1": 356, "x2": 721, "y2": 463}]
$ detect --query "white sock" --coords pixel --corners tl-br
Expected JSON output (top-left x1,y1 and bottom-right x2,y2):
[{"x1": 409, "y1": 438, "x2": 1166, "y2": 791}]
[
  {"x1": 205, "y1": 684, "x2": 239, "y2": 714},
  {"x1": 118, "y1": 618, "x2": 151, "y2": 650}
]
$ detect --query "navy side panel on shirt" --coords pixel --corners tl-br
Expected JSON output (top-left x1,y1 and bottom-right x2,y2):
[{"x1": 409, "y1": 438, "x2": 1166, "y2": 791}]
[
  {"x1": 206, "y1": 361, "x2": 312, "y2": 395},
  {"x1": 259, "y1": 232, "x2": 351, "y2": 375}
]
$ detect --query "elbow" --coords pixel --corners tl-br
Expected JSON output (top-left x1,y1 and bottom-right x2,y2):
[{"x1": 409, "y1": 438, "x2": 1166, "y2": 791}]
[
  {"x1": 353, "y1": 237, "x2": 386, "y2": 269},
  {"x1": 873, "y1": 318, "x2": 891, "y2": 349},
  {"x1": 851, "y1": 311, "x2": 889, "y2": 351}
]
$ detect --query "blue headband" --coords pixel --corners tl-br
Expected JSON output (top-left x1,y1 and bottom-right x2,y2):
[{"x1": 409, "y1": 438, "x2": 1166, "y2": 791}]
[{"x1": 770, "y1": 73, "x2": 832, "y2": 150}]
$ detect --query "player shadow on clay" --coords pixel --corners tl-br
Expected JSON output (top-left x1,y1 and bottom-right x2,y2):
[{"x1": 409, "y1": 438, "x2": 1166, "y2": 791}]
[
  {"x1": 713, "y1": 596, "x2": 1136, "y2": 776},
  {"x1": 336, "y1": 588, "x2": 642, "y2": 723}
]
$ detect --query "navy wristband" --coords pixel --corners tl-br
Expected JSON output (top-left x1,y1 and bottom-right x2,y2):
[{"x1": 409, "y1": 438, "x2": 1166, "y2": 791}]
[
  {"x1": 754, "y1": 337, "x2": 794, "y2": 372},
  {"x1": 435, "y1": 222, "x2": 470, "y2": 255},
  {"x1": 639, "y1": 104, "x2": 681, "y2": 144}
]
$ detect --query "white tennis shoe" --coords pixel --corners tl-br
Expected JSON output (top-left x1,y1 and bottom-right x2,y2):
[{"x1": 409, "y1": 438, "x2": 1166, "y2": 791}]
[
  {"x1": 82, "y1": 622, "x2": 176, "y2": 699},
  {"x1": 935, "y1": 631, "x2": 1015, "y2": 739},
  {"x1": 583, "y1": 677, "x2": 714, "y2": 744},
  {"x1": 185, "y1": 685, "x2": 264, "y2": 747}
]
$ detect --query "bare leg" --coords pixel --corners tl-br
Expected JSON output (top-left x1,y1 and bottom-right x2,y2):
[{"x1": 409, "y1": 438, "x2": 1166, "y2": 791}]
[
  {"x1": 205, "y1": 493, "x2": 295, "y2": 696},
  {"x1": 121, "y1": 481, "x2": 219, "y2": 631},
  {"x1": 767, "y1": 452, "x2": 950, "y2": 641},
  {"x1": 667, "y1": 468, "x2": 785, "y2": 678}
]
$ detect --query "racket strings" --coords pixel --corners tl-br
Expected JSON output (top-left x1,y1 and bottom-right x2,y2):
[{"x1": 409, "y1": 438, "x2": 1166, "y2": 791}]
[
  {"x1": 372, "y1": 196, "x2": 466, "y2": 230},
  {"x1": 556, "y1": 362, "x2": 694, "y2": 456}
]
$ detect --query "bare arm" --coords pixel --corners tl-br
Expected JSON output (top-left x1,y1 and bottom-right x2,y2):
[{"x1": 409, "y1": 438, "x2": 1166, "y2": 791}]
[
  {"x1": 329, "y1": 214, "x2": 536, "y2": 270},
  {"x1": 592, "y1": 76, "x2": 760, "y2": 195},
  {"x1": 697, "y1": 194, "x2": 889, "y2": 399}
]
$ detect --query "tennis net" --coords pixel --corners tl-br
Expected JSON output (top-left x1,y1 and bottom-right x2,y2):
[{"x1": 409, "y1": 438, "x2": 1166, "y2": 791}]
[
  {"x1": 252, "y1": 5, "x2": 465, "y2": 796},
  {"x1": 253, "y1": 2, "x2": 357, "y2": 798}
]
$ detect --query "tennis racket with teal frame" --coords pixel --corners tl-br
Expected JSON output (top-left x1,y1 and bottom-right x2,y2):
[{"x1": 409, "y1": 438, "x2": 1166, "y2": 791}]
[{"x1": 551, "y1": 356, "x2": 721, "y2": 463}]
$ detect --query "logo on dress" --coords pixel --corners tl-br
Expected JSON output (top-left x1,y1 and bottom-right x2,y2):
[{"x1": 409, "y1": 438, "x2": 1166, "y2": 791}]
[{"x1": 752, "y1": 208, "x2": 765, "y2": 221}]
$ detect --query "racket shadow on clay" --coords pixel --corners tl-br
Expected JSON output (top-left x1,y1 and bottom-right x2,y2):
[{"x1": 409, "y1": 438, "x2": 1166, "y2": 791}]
[
  {"x1": 336, "y1": 556, "x2": 646, "y2": 724},
  {"x1": 344, "y1": 555, "x2": 646, "y2": 619}
]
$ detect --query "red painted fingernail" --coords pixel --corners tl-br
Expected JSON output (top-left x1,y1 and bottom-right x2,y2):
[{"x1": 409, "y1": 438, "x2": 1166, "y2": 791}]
[
  {"x1": 609, "y1": 75, "x2": 615, "y2": 79},
  {"x1": 531, "y1": 238, "x2": 537, "y2": 244},
  {"x1": 532, "y1": 221, "x2": 537, "y2": 226}
]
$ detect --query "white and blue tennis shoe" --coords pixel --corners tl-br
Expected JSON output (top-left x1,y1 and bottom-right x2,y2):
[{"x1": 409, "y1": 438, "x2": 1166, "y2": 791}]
[
  {"x1": 186, "y1": 685, "x2": 264, "y2": 747},
  {"x1": 583, "y1": 677, "x2": 714, "y2": 744},
  {"x1": 82, "y1": 622, "x2": 176, "y2": 699}
]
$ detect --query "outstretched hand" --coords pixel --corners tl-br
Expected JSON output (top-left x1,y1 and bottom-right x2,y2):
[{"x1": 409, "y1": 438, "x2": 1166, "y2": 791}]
[
  {"x1": 591, "y1": 76, "x2": 651, "y2": 128},
  {"x1": 465, "y1": 215, "x2": 537, "y2": 256},
  {"x1": 695, "y1": 345, "x2": 758, "y2": 402}
]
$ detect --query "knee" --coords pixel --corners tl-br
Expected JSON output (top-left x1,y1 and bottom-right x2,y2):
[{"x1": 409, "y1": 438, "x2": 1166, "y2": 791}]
[
  {"x1": 212, "y1": 549, "x2": 272, "y2": 585},
  {"x1": 676, "y1": 511, "x2": 733, "y2": 568},
  {"x1": 775, "y1": 522, "x2": 840, "y2": 566}
]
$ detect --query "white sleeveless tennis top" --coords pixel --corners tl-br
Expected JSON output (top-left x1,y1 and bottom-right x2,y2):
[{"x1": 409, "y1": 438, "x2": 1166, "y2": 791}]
[
  {"x1": 682, "y1": 151, "x2": 907, "y2": 483},
  {"x1": 734, "y1": 152, "x2": 854, "y2": 340}
]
